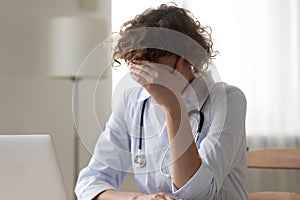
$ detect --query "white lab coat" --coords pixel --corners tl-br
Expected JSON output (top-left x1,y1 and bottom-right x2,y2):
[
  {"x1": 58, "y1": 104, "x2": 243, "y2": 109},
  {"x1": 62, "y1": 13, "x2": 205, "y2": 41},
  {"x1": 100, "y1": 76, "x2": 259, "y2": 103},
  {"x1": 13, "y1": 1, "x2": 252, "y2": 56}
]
[{"x1": 75, "y1": 75, "x2": 248, "y2": 200}]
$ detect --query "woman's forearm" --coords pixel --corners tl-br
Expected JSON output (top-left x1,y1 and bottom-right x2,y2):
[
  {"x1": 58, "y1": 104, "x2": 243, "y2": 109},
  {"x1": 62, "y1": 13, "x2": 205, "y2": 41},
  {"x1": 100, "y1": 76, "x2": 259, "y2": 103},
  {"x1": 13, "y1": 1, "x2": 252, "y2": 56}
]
[{"x1": 163, "y1": 99, "x2": 202, "y2": 189}]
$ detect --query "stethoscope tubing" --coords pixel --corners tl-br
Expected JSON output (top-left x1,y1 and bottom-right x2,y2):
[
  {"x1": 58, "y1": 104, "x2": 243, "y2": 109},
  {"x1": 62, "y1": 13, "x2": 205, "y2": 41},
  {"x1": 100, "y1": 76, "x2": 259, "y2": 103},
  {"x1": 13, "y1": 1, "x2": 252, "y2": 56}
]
[
  {"x1": 138, "y1": 99, "x2": 148, "y2": 150},
  {"x1": 134, "y1": 95, "x2": 209, "y2": 172}
]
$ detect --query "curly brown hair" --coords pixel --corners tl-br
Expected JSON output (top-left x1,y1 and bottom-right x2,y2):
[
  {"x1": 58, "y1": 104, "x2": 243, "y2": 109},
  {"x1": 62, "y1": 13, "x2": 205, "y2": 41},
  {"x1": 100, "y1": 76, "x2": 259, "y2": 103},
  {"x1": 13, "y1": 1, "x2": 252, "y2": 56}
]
[{"x1": 113, "y1": 4, "x2": 217, "y2": 71}]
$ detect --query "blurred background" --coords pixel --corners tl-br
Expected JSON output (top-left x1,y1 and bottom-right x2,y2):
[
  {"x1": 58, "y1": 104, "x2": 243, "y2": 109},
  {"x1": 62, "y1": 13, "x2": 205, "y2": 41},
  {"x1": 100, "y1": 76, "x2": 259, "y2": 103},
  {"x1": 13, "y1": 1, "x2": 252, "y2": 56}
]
[{"x1": 0, "y1": 0, "x2": 299, "y2": 199}]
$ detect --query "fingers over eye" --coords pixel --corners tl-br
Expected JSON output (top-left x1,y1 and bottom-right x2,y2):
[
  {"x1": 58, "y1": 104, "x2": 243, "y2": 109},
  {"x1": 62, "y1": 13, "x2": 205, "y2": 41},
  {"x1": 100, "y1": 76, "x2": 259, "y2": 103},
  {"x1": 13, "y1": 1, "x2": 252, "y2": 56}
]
[
  {"x1": 130, "y1": 73, "x2": 147, "y2": 85},
  {"x1": 134, "y1": 64, "x2": 156, "y2": 75},
  {"x1": 147, "y1": 63, "x2": 174, "y2": 73}
]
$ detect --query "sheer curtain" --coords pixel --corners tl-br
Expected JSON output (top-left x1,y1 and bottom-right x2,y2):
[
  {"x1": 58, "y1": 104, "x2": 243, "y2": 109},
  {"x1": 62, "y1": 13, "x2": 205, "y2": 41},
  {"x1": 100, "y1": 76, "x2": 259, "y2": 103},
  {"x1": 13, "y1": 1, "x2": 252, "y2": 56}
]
[{"x1": 183, "y1": 0, "x2": 300, "y2": 137}]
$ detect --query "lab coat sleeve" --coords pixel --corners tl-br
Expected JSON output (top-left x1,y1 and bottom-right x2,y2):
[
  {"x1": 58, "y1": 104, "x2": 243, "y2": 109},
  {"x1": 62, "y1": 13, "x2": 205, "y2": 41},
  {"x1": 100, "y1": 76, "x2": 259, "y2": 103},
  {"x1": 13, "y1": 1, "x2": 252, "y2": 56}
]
[
  {"x1": 172, "y1": 84, "x2": 247, "y2": 200},
  {"x1": 75, "y1": 90, "x2": 132, "y2": 200}
]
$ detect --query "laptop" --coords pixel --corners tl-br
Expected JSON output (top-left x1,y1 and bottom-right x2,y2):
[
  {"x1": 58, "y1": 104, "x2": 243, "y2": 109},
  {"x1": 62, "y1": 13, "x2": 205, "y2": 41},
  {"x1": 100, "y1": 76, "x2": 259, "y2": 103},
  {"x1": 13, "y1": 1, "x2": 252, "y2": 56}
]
[{"x1": 0, "y1": 134, "x2": 68, "y2": 200}]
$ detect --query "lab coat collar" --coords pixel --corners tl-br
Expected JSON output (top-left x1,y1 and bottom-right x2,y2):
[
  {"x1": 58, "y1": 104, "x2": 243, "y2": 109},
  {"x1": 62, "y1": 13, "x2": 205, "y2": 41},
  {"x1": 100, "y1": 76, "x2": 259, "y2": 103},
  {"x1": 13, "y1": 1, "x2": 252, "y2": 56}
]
[
  {"x1": 181, "y1": 72, "x2": 215, "y2": 109},
  {"x1": 136, "y1": 88, "x2": 151, "y2": 102}
]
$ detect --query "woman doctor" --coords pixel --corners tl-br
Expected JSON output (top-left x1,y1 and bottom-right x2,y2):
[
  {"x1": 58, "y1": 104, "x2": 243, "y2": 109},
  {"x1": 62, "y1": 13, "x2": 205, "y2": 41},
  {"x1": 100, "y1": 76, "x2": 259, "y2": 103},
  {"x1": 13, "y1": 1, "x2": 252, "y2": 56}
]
[{"x1": 75, "y1": 4, "x2": 248, "y2": 200}]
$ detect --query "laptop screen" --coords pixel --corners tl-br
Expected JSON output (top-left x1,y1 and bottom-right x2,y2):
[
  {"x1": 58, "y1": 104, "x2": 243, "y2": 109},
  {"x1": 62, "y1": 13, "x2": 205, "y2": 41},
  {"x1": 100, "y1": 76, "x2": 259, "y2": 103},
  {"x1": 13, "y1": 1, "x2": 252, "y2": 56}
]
[{"x1": 0, "y1": 134, "x2": 68, "y2": 200}]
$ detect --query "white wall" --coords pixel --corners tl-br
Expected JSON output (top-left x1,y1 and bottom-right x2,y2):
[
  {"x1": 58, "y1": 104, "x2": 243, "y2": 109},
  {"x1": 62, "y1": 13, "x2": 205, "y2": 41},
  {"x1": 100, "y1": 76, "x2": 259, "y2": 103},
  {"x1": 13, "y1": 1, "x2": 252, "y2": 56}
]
[{"x1": 0, "y1": 0, "x2": 111, "y2": 199}]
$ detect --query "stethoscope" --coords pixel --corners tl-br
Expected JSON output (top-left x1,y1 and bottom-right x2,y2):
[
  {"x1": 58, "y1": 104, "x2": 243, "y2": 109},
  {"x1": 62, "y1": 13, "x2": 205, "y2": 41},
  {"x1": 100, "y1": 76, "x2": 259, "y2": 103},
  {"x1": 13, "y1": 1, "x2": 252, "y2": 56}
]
[{"x1": 133, "y1": 96, "x2": 208, "y2": 178}]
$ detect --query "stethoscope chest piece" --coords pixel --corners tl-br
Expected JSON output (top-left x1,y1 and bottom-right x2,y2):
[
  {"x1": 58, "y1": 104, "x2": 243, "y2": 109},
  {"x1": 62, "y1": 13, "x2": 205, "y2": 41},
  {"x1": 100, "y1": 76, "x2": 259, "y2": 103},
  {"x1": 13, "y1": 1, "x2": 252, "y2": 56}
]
[{"x1": 134, "y1": 153, "x2": 146, "y2": 168}]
